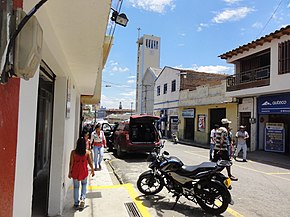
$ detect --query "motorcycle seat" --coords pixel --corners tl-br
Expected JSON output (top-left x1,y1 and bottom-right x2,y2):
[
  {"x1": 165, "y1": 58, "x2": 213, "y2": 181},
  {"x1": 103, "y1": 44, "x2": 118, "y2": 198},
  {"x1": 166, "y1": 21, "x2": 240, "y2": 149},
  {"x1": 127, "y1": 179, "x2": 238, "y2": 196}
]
[{"x1": 178, "y1": 162, "x2": 217, "y2": 177}]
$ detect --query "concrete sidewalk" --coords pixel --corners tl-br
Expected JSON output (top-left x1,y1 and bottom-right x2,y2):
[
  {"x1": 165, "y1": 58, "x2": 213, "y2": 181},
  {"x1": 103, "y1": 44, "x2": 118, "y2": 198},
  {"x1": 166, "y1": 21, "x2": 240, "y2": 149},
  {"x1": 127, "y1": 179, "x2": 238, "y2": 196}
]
[
  {"x1": 179, "y1": 139, "x2": 290, "y2": 169},
  {"x1": 62, "y1": 152, "x2": 151, "y2": 217}
]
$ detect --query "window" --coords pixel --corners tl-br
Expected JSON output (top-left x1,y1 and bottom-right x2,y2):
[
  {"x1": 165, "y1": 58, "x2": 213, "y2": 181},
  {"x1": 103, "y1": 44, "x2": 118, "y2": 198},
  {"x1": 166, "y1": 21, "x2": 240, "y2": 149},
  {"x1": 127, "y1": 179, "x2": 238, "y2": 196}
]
[
  {"x1": 171, "y1": 80, "x2": 176, "y2": 92},
  {"x1": 157, "y1": 86, "x2": 160, "y2": 96},
  {"x1": 163, "y1": 83, "x2": 167, "y2": 94},
  {"x1": 279, "y1": 40, "x2": 290, "y2": 74}
]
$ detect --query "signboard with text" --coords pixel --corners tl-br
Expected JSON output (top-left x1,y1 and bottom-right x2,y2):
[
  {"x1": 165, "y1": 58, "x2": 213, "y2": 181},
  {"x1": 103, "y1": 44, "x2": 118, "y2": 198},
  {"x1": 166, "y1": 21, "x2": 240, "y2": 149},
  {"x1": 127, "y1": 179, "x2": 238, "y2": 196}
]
[
  {"x1": 182, "y1": 109, "x2": 195, "y2": 118},
  {"x1": 264, "y1": 123, "x2": 285, "y2": 153},
  {"x1": 258, "y1": 94, "x2": 290, "y2": 114}
]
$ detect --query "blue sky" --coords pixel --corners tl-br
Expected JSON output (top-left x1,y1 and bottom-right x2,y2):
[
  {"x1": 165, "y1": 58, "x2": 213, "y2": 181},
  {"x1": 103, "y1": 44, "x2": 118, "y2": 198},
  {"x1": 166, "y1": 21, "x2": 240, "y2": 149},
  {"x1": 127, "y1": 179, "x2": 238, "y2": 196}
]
[{"x1": 101, "y1": 0, "x2": 290, "y2": 109}]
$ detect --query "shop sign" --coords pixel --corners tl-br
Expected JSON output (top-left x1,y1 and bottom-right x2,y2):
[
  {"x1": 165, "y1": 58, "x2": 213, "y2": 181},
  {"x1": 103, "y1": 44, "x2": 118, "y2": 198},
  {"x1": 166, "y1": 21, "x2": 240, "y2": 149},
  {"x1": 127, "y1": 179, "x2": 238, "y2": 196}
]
[
  {"x1": 258, "y1": 94, "x2": 290, "y2": 114},
  {"x1": 264, "y1": 123, "x2": 285, "y2": 153},
  {"x1": 182, "y1": 109, "x2": 195, "y2": 118}
]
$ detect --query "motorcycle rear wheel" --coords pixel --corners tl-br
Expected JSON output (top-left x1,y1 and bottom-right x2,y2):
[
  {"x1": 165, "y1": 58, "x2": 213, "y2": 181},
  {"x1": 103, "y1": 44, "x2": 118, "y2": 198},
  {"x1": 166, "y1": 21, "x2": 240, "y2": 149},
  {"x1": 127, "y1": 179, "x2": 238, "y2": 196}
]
[
  {"x1": 196, "y1": 181, "x2": 229, "y2": 215},
  {"x1": 137, "y1": 173, "x2": 164, "y2": 195}
]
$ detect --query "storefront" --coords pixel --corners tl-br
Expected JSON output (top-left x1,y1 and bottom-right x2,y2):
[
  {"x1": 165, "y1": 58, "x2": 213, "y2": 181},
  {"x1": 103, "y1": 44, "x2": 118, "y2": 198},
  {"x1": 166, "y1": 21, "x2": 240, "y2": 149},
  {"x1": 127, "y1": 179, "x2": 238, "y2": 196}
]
[
  {"x1": 258, "y1": 93, "x2": 290, "y2": 154},
  {"x1": 181, "y1": 109, "x2": 195, "y2": 141}
]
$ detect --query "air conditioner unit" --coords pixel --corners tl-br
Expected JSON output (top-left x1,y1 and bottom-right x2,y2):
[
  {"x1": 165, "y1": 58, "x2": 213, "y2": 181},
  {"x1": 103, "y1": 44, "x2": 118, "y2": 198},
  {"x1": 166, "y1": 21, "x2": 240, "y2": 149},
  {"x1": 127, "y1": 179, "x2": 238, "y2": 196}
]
[{"x1": 14, "y1": 10, "x2": 43, "y2": 80}]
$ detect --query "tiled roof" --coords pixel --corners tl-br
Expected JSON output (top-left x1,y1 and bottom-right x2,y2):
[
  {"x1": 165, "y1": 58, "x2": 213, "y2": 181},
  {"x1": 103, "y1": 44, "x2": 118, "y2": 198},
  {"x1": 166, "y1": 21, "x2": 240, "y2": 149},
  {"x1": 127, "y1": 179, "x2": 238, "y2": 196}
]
[{"x1": 219, "y1": 25, "x2": 290, "y2": 60}]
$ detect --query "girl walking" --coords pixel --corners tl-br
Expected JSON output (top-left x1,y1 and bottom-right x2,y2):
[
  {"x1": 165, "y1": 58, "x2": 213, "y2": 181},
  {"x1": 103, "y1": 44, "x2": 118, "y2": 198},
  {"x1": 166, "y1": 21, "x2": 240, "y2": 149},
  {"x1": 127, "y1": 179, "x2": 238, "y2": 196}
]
[
  {"x1": 90, "y1": 123, "x2": 107, "y2": 170},
  {"x1": 68, "y1": 137, "x2": 95, "y2": 209}
]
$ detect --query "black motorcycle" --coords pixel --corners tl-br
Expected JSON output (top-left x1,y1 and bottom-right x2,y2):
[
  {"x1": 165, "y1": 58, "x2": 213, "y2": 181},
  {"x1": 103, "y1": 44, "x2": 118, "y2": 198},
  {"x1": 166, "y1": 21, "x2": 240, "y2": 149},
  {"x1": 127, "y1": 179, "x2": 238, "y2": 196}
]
[{"x1": 137, "y1": 146, "x2": 234, "y2": 215}]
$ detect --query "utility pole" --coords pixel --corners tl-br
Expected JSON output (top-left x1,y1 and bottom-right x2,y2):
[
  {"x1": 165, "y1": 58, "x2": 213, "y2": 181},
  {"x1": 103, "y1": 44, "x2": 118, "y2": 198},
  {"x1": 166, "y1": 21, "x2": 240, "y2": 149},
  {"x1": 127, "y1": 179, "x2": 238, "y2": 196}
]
[{"x1": 130, "y1": 102, "x2": 133, "y2": 115}]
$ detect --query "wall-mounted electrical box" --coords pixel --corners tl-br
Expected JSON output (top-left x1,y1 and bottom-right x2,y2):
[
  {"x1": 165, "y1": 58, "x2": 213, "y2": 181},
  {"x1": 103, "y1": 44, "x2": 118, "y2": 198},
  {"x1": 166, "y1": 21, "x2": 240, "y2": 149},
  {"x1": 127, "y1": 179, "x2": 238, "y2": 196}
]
[{"x1": 14, "y1": 10, "x2": 43, "y2": 80}]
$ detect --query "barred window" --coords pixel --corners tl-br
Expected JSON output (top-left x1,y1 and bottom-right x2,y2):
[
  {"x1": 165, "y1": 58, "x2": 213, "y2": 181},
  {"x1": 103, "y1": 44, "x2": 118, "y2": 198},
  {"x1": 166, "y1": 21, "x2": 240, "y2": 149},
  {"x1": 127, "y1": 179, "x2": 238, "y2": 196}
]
[
  {"x1": 163, "y1": 83, "x2": 167, "y2": 94},
  {"x1": 278, "y1": 40, "x2": 290, "y2": 74},
  {"x1": 171, "y1": 80, "x2": 176, "y2": 92},
  {"x1": 157, "y1": 86, "x2": 160, "y2": 96}
]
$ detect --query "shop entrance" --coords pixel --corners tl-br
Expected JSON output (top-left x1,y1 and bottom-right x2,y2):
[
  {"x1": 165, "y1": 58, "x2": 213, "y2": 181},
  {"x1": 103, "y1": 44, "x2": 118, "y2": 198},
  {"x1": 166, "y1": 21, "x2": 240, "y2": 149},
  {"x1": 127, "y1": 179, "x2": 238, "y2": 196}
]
[
  {"x1": 209, "y1": 108, "x2": 226, "y2": 130},
  {"x1": 184, "y1": 118, "x2": 194, "y2": 140},
  {"x1": 32, "y1": 63, "x2": 55, "y2": 216}
]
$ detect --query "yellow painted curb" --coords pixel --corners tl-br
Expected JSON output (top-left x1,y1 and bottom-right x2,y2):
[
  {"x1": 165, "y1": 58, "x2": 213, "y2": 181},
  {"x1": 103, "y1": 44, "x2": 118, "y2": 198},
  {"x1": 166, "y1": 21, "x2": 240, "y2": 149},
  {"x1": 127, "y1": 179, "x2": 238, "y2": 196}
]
[{"x1": 69, "y1": 183, "x2": 152, "y2": 217}]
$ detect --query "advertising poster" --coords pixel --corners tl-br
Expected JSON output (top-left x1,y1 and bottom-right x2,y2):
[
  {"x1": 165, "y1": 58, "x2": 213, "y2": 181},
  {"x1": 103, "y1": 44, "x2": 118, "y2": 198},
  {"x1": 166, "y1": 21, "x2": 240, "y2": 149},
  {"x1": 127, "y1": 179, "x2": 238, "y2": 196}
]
[
  {"x1": 198, "y1": 115, "x2": 206, "y2": 132},
  {"x1": 264, "y1": 123, "x2": 285, "y2": 153}
]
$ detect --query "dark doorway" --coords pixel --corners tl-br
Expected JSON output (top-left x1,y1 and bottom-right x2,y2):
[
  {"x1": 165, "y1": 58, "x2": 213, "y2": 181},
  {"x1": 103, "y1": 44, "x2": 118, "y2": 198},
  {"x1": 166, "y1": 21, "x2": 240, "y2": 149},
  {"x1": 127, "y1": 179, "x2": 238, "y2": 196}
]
[
  {"x1": 184, "y1": 118, "x2": 194, "y2": 140},
  {"x1": 240, "y1": 112, "x2": 251, "y2": 148},
  {"x1": 32, "y1": 63, "x2": 55, "y2": 216},
  {"x1": 209, "y1": 108, "x2": 226, "y2": 130}
]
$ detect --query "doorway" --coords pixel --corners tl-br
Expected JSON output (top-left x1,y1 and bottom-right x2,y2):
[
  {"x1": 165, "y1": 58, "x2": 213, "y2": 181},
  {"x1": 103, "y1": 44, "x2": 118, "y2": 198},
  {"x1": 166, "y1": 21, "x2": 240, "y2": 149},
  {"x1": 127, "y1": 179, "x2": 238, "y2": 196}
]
[
  {"x1": 184, "y1": 118, "x2": 194, "y2": 140},
  {"x1": 209, "y1": 108, "x2": 226, "y2": 130},
  {"x1": 32, "y1": 63, "x2": 55, "y2": 216}
]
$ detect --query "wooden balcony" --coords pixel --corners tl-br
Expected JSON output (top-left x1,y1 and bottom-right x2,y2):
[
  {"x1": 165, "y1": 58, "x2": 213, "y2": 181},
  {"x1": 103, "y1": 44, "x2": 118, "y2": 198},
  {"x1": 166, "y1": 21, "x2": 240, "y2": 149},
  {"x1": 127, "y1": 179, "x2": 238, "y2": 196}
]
[{"x1": 226, "y1": 66, "x2": 270, "y2": 91}]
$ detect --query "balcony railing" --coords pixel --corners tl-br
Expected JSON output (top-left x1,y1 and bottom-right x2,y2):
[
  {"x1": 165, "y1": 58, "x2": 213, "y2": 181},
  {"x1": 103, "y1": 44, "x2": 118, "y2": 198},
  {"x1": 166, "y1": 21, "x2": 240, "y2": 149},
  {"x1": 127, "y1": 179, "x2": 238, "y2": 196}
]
[{"x1": 227, "y1": 65, "x2": 270, "y2": 91}]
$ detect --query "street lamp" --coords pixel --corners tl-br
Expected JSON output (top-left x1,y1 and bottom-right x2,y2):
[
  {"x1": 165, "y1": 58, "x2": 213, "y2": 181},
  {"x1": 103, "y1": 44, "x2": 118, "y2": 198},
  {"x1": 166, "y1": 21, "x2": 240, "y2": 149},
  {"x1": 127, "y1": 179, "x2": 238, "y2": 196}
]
[{"x1": 111, "y1": 8, "x2": 129, "y2": 27}]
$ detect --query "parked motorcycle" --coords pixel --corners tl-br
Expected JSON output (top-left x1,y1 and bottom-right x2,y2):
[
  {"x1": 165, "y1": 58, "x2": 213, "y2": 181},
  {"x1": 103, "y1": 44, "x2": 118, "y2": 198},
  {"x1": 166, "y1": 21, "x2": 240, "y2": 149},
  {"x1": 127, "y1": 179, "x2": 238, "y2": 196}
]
[{"x1": 137, "y1": 145, "x2": 234, "y2": 215}]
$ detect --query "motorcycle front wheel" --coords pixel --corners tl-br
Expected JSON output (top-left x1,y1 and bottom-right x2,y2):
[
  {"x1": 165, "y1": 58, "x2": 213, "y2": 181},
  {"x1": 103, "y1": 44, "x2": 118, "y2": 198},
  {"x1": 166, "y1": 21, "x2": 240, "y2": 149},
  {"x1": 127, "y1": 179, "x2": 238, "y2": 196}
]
[
  {"x1": 137, "y1": 172, "x2": 164, "y2": 195},
  {"x1": 195, "y1": 181, "x2": 229, "y2": 215}
]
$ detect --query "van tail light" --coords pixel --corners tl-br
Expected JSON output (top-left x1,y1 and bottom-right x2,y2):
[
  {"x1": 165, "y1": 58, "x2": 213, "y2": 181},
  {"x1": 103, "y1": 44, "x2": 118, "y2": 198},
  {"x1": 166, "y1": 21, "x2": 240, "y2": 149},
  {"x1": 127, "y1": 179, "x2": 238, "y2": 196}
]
[{"x1": 126, "y1": 134, "x2": 130, "y2": 141}]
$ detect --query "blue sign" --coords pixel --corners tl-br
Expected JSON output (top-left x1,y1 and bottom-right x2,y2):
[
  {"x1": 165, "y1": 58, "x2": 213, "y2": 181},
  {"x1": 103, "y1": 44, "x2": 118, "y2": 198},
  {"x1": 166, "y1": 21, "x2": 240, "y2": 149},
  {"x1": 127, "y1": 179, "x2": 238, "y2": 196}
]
[
  {"x1": 182, "y1": 109, "x2": 195, "y2": 118},
  {"x1": 258, "y1": 94, "x2": 290, "y2": 114}
]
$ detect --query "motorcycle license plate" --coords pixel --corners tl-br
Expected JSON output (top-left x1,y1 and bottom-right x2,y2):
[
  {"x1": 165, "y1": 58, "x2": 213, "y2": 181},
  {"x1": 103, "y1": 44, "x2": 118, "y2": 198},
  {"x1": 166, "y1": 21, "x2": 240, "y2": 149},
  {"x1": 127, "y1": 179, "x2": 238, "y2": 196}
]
[{"x1": 224, "y1": 178, "x2": 231, "y2": 188}]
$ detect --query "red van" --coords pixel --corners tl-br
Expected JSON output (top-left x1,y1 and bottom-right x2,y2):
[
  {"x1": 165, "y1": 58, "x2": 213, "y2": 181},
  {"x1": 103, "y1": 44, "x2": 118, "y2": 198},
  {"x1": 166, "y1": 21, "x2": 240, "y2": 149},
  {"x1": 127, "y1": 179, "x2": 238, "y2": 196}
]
[{"x1": 113, "y1": 115, "x2": 161, "y2": 157}]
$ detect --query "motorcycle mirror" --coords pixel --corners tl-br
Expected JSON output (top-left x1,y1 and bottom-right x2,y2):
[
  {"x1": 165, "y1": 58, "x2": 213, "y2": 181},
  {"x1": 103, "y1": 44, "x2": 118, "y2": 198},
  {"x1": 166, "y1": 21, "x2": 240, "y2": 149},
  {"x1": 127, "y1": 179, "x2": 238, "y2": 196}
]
[{"x1": 163, "y1": 151, "x2": 169, "y2": 155}]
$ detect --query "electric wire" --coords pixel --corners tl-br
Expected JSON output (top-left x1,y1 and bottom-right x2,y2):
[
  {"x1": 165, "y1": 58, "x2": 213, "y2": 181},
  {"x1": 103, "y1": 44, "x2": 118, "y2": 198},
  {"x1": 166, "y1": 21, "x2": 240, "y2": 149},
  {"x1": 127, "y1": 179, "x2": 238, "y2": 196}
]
[{"x1": 256, "y1": 0, "x2": 284, "y2": 38}]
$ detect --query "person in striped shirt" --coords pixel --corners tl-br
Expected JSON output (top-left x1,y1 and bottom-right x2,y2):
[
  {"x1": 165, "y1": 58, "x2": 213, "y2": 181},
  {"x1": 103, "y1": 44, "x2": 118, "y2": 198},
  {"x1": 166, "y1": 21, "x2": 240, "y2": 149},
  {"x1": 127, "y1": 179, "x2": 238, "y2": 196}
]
[{"x1": 213, "y1": 118, "x2": 238, "y2": 181}]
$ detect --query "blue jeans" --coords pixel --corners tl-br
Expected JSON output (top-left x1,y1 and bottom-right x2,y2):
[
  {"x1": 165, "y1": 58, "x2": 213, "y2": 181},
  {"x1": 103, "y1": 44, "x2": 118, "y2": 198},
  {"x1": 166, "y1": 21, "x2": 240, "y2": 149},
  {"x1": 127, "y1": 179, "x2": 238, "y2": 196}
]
[
  {"x1": 73, "y1": 178, "x2": 87, "y2": 205},
  {"x1": 93, "y1": 146, "x2": 104, "y2": 168},
  {"x1": 209, "y1": 143, "x2": 215, "y2": 160}
]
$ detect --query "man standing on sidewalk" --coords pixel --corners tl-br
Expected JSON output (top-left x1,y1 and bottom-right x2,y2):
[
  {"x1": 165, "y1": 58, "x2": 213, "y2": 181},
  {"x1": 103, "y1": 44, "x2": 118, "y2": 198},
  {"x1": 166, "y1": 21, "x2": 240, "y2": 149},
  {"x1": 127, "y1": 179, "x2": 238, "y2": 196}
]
[
  {"x1": 213, "y1": 118, "x2": 238, "y2": 181},
  {"x1": 234, "y1": 125, "x2": 249, "y2": 162},
  {"x1": 209, "y1": 124, "x2": 219, "y2": 161}
]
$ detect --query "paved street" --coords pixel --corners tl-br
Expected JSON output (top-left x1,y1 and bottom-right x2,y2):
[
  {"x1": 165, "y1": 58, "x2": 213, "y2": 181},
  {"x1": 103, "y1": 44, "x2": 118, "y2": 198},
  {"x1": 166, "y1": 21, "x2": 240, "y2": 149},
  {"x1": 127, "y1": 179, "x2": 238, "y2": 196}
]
[{"x1": 109, "y1": 140, "x2": 290, "y2": 217}]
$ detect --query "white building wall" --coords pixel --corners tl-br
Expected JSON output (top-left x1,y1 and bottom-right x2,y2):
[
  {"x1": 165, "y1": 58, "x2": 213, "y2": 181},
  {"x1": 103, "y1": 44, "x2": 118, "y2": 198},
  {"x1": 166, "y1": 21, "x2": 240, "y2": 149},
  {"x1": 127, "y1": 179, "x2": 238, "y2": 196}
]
[
  {"x1": 226, "y1": 34, "x2": 290, "y2": 98},
  {"x1": 142, "y1": 69, "x2": 156, "y2": 115},
  {"x1": 48, "y1": 76, "x2": 80, "y2": 216},
  {"x1": 154, "y1": 67, "x2": 180, "y2": 114},
  {"x1": 136, "y1": 35, "x2": 160, "y2": 114},
  {"x1": 13, "y1": 71, "x2": 39, "y2": 217},
  {"x1": 179, "y1": 80, "x2": 232, "y2": 107}
]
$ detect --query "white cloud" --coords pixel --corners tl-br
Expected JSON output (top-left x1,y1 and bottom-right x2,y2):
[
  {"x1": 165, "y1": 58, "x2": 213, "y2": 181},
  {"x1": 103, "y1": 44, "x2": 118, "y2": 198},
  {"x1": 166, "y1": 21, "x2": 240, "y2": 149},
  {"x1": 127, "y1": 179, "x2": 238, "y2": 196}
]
[
  {"x1": 288, "y1": 3, "x2": 290, "y2": 8},
  {"x1": 252, "y1": 22, "x2": 263, "y2": 29},
  {"x1": 179, "y1": 33, "x2": 186, "y2": 37},
  {"x1": 128, "y1": 0, "x2": 175, "y2": 13},
  {"x1": 223, "y1": 0, "x2": 242, "y2": 4},
  {"x1": 101, "y1": 94, "x2": 135, "y2": 109},
  {"x1": 111, "y1": 66, "x2": 129, "y2": 73},
  {"x1": 128, "y1": 75, "x2": 136, "y2": 79},
  {"x1": 120, "y1": 90, "x2": 136, "y2": 97},
  {"x1": 212, "y1": 7, "x2": 254, "y2": 23},
  {"x1": 197, "y1": 23, "x2": 210, "y2": 32},
  {"x1": 192, "y1": 64, "x2": 234, "y2": 74},
  {"x1": 127, "y1": 79, "x2": 135, "y2": 84}
]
